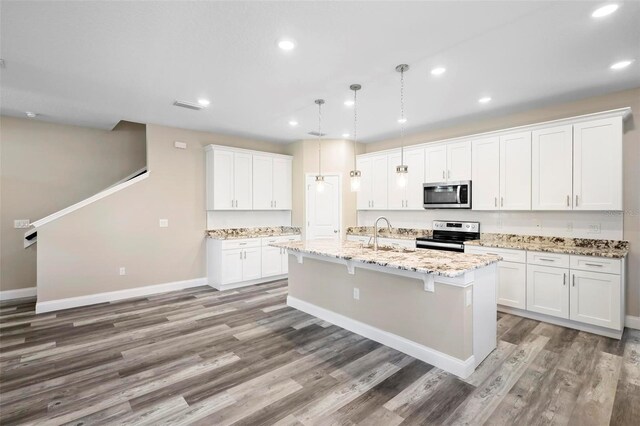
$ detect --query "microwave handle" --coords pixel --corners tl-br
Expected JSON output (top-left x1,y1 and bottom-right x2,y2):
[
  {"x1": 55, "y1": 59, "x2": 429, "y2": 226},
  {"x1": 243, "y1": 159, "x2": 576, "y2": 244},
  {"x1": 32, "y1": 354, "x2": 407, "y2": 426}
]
[{"x1": 456, "y1": 185, "x2": 461, "y2": 204}]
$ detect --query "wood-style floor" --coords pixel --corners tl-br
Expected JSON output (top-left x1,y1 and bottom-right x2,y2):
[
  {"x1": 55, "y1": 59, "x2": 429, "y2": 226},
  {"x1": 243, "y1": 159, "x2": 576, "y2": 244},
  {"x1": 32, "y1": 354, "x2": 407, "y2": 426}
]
[{"x1": 0, "y1": 280, "x2": 638, "y2": 426}]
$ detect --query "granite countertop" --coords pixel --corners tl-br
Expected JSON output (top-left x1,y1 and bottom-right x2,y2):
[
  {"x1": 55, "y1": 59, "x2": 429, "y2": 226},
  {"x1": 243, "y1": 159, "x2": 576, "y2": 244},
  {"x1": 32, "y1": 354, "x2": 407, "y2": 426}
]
[
  {"x1": 346, "y1": 226, "x2": 432, "y2": 240},
  {"x1": 271, "y1": 239, "x2": 500, "y2": 278},
  {"x1": 465, "y1": 234, "x2": 629, "y2": 259},
  {"x1": 206, "y1": 226, "x2": 301, "y2": 240}
]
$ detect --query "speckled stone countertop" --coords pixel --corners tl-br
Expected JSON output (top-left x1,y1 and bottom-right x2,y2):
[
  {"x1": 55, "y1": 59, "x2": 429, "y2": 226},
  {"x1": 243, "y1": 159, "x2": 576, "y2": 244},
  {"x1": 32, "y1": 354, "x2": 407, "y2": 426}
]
[
  {"x1": 271, "y1": 240, "x2": 500, "y2": 278},
  {"x1": 346, "y1": 227, "x2": 432, "y2": 240},
  {"x1": 206, "y1": 226, "x2": 301, "y2": 240},
  {"x1": 464, "y1": 233, "x2": 629, "y2": 259}
]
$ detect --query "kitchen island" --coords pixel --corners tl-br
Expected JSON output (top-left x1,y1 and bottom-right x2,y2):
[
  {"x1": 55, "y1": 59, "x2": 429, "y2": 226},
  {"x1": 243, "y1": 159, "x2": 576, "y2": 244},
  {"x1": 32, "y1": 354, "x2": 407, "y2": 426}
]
[{"x1": 271, "y1": 239, "x2": 501, "y2": 378}]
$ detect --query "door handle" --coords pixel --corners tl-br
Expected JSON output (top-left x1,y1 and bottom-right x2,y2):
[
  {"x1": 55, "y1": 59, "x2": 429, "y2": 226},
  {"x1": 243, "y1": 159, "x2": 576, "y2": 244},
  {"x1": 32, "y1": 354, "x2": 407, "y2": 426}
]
[
  {"x1": 274, "y1": 200, "x2": 277, "y2": 208},
  {"x1": 566, "y1": 195, "x2": 570, "y2": 207},
  {"x1": 239, "y1": 251, "x2": 242, "y2": 259},
  {"x1": 539, "y1": 258, "x2": 555, "y2": 262},
  {"x1": 334, "y1": 230, "x2": 338, "y2": 233},
  {"x1": 442, "y1": 170, "x2": 445, "y2": 179},
  {"x1": 494, "y1": 197, "x2": 497, "y2": 207},
  {"x1": 447, "y1": 170, "x2": 451, "y2": 179},
  {"x1": 584, "y1": 263, "x2": 603, "y2": 267},
  {"x1": 563, "y1": 273, "x2": 566, "y2": 286},
  {"x1": 500, "y1": 197, "x2": 504, "y2": 207},
  {"x1": 575, "y1": 195, "x2": 579, "y2": 207},
  {"x1": 572, "y1": 274, "x2": 575, "y2": 287},
  {"x1": 244, "y1": 251, "x2": 247, "y2": 259}
]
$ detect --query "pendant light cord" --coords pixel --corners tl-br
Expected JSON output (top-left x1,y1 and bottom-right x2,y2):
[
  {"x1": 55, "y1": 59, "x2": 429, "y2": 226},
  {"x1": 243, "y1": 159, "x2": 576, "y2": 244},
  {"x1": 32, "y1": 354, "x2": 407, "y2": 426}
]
[
  {"x1": 353, "y1": 89, "x2": 358, "y2": 169},
  {"x1": 317, "y1": 101, "x2": 322, "y2": 176},
  {"x1": 400, "y1": 67, "x2": 405, "y2": 165}
]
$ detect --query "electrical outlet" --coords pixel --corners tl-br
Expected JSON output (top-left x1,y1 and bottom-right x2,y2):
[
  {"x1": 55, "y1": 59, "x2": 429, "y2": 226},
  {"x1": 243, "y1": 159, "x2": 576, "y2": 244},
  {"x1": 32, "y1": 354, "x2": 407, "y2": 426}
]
[
  {"x1": 119, "y1": 267, "x2": 126, "y2": 276},
  {"x1": 353, "y1": 288, "x2": 360, "y2": 300},
  {"x1": 587, "y1": 223, "x2": 601, "y2": 234},
  {"x1": 159, "y1": 219, "x2": 169, "y2": 228},
  {"x1": 14, "y1": 219, "x2": 30, "y2": 229}
]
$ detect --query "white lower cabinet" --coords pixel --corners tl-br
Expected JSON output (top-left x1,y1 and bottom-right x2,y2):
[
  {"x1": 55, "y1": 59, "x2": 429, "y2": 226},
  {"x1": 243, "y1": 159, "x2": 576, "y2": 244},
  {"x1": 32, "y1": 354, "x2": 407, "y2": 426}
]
[
  {"x1": 570, "y1": 270, "x2": 621, "y2": 330},
  {"x1": 527, "y1": 265, "x2": 569, "y2": 319},
  {"x1": 497, "y1": 262, "x2": 527, "y2": 309},
  {"x1": 465, "y1": 245, "x2": 625, "y2": 337},
  {"x1": 208, "y1": 234, "x2": 300, "y2": 290}
]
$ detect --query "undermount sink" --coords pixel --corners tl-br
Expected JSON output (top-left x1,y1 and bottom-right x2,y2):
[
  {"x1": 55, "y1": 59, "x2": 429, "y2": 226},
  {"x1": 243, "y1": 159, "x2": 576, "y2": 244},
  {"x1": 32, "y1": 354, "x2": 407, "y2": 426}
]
[{"x1": 361, "y1": 244, "x2": 415, "y2": 254}]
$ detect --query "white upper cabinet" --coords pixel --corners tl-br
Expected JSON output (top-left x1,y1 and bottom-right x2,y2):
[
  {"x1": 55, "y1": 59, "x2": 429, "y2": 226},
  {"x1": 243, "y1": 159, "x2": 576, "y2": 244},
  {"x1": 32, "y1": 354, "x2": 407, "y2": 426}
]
[
  {"x1": 252, "y1": 155, "x2": 292, "y2": 210},
  {"x1": 447, "y1": 141, "x2": 472, "y2": 182},
  {"x1": 387, "y1": 152, "x2": 404, "y2": 210},
  {"x1": 371, "y1": 154, "x2": 388, "y2": 209},
  {"x1": 532, "y1": 125, "x2": 573, "y2": 210},
  {"x1": 472, "y1": 137, "x2": 500, "y2": 210},
  {"x1": 206, "y1": 145, "x2": 292, "y2": 211},
  {"x1": 356, "y1": 157, "x2": 373, "y2": 210},
  {"x1": 424, "y1": 145, "x2": 447, "y2": 183},
  {"x1": 573, "y1": 117, "x2": 623, "y2": 211},
  {"x1": 499, "y1": 131, "x2": 531, "y2": 210}
]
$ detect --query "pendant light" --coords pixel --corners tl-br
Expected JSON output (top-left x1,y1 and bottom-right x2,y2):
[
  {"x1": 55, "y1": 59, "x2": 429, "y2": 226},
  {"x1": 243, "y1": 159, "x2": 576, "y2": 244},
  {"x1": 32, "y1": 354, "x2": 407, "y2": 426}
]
[
  {"x1": 349, "y1": 84, "x2": 362, "y2": 192},
  {"x1": 314, "y1": 99, "x2": 325, "y2": 192},
  {"x1": 395, "y1": 64, "x2": 409, "y2": 188}
]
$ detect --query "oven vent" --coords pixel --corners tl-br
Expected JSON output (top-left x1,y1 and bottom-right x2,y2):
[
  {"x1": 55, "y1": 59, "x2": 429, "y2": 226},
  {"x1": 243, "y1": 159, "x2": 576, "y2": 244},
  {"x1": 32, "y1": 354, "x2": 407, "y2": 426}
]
[{"x1": 173, "y1": 100, "x2": 204, "y2": 111}]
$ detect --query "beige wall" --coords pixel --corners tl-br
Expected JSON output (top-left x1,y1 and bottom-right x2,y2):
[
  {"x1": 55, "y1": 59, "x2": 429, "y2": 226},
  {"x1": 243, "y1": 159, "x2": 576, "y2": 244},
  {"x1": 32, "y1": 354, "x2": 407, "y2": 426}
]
[
  {"x1": 287, "y1": 139, "x2": 364, "y2": 239},
  {"x1": 0, "y1": 117, "x2": 146, "y2": 291},
  {"x1": 365, "y1": 87, "x2": 640, "y2": 318},
  {"x1": 36, "y1": 124, "x2": 286, "y2": 302}
]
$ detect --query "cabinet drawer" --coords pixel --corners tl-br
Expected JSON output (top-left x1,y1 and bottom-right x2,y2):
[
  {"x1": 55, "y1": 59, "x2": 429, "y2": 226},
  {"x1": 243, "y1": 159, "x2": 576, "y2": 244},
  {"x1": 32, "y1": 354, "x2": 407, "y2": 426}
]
[
  {"x1": 262, "y1": 235, "x2": 301, "y2": 246},
  {"x1": 570, "y1": 255, "x2": 621, "y2": 275},
  {"x1": 346, "y1": 235, "x2": 371, "y2": 243},
  {"x1": 465, "y1": 246, "x2": 526, "y2": 263},
  {"x1": 527, "y1": 251, "x2": 570, "y2": 268},
  {"x1": 220, "y1": 238, "x2": 261, "y2": 250},
  {"x1": 378, "y1": 238, "x2": 416, "y2": 249}
]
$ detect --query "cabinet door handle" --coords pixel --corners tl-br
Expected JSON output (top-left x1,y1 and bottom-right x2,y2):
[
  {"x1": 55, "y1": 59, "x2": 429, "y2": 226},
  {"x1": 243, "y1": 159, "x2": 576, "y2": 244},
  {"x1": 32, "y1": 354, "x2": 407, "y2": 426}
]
[
  {"x1": 566, "y1": 195, "x2": 570, "y2": 207},
  {"x1": 494, "y1": 197, "x2": 497, "y2": 207},
  {"x1": 539, "y1": 258, "x2": 555, "y2": 262},
  {"x1": 239, "y1": 251, "x2": 242, "y2": 259},
  {"x1": 442, "y1": 170, "x2": 445, "y2": 179},
  {"x1": 575, "y1": 195, "x2": 579, "y2": 207},
  {"x1": 500, "y1": 197, "x2": 504, "y2": 207},
  {"x1": 563, "y1": 273, "x2": 566, "y2": 286},
  {"x1": 244, "y1": 251, "x2": 247, "y2": 259},
  {"x1": 572, "y1": 274, "x2": 575, "y2": 287},
  {"x1": 585, "y1": 263, "x2": 603, "y2": 267},
  {"x1": 274, "y1": 200, "x2": 277, "y2": 208},
  {"x1": 447, "y1": 170, "x2": 451, "y2": 179}
]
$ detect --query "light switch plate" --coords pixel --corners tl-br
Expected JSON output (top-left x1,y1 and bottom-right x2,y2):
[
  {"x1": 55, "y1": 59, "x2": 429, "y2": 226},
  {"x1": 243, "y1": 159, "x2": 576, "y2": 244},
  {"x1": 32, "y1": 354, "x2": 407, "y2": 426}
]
[
  {"x1": 353, "y1": 288, "x2": 360, "y2": 300},
  {"x1": 119, "y1": 267, "x2": 126, "y2": 276},
  {"x1": 14, "y1": 219, "x2": 30, "y2": 229},
  {"x1": 159, "y1": 219, "x2": 169, "y2": 228},
  {"x1": 587, "y1": 223, "x2": 601, "y2": 234}
]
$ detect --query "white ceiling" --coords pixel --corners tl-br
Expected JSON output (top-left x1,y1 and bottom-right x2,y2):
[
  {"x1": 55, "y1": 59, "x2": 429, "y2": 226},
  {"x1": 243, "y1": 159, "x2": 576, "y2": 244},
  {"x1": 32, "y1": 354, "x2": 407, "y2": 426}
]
[{"x1": 1, "y1": 1, "x2": 639, "y2": 143}]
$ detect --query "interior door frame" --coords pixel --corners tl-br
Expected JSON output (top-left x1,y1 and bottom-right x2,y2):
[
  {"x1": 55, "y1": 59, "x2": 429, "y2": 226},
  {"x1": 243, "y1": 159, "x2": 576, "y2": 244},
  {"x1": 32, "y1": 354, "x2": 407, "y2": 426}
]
[{"x1": 304, "y1": 172, "x2": 343, "y2": 240}]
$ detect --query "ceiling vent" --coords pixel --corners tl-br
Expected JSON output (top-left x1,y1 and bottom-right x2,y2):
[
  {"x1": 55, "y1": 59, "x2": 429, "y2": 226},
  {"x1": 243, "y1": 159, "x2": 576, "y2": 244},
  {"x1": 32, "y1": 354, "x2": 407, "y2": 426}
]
[
  {"x1": 173, "y1": 100, "x2": 204, "y2": 111},
  {"x1": 307, "y1": 131, "x2": 327, "y2": 137}
]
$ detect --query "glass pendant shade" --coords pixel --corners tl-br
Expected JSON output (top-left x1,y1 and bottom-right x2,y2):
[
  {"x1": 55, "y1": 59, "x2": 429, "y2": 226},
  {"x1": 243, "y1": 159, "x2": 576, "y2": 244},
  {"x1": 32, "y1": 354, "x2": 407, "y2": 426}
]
[
  {"x1": 350, "y1": 170, "x2": 361, "y2": 192},
  {"x1": 396, "y1": 165, "x2": 408, "y2": 188}
]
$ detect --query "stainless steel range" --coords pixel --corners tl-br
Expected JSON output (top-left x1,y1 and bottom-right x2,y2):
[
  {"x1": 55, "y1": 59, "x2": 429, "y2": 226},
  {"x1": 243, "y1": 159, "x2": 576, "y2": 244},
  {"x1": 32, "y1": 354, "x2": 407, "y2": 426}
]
[{"x1": 416, "y1": 220, "x2": 480, "y2": 252}]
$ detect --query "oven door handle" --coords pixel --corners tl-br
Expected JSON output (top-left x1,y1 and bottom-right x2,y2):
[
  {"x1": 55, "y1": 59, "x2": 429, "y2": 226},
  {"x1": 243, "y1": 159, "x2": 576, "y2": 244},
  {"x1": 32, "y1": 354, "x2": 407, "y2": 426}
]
[{"x1": 416, "y1": 241, "x2": 464, "y2": 250}]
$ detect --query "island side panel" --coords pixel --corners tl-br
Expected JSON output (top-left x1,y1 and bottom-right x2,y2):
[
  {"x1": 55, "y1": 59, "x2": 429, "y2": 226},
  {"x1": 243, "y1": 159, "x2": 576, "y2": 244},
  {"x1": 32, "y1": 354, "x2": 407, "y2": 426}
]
[{"x1": 287, "y1": 256, "x2": 473, "y2": 361}]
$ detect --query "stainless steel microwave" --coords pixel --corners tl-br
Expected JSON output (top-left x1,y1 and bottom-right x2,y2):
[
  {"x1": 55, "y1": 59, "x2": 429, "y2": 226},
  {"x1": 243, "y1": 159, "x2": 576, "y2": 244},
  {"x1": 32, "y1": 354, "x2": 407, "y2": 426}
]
[{"x1": 423, "y1": 180, "x2": 472, "y2": 209}]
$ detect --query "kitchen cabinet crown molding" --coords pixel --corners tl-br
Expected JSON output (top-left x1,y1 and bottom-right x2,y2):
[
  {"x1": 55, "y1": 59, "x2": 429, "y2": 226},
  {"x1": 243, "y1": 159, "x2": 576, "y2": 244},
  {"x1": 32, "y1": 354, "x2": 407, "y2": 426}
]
[
  {"x1": 204, "y1": 144, "x2": 293, "y2": 160},
  {"x1": 357, "y1": 107, "x2": 631, "y2": 158}
]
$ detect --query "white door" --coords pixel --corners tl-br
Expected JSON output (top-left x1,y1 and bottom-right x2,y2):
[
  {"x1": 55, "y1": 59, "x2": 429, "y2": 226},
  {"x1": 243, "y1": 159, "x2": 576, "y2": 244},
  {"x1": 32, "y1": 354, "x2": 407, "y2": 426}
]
[
  {"x1": 212, "y1": 149, "x2": 235, "y2": 210},
  {"x1": 221, "y1": 248, "x2": 243, "y2": 284},
  {"x1": 570, "y1": 270, "x2": 621, "y2": 330},
  {"x1": 447, "y1": 141, "x2": 471, "y2": 181},
  {"x1": 252, "y1": 155, "x2": 273, "y2": 210},
  {"x1": 387, "y1": 152, "x2": 405, "y2": 209},
  {"x1": 496, "y1": 261, "x2": 526, "y2": 309},
  {"x1": 573, "y1": 118, "x2": 623, "y2": 211},
  {"x1": 261, "y1": 246, "x2": 282, "y2": 277},
  {"x1": 234, "y1": 152, "x2": 253, "y2": 209},
  {"x1": 272, "y1": 157, "x2": 292, "y2": 210},
  {"x1": 472, "y1": 137, "x2": 500, "y2": 210},
  {"x1": 356, "y1": 157, "x2": 372, "y2": 210},
  {"x1": 424, "y1": 145, "x2": 447, "y2": 183},
  {"x1": 306, "y1": 175, "x2": 341, "y2": 240},
  {"x1": 371, "y1": 155, "x2": 388, "y2": 209},
  {"x1": 242, "y1": 248, "x2": 262, "y2": 281},
  {"x1": 532, "y1": 125, "x2": 573, "y2": 210},
  {"x1": 500, "y1": 132, "x2": 532, "y2": 210},
  {"x1": 527, "y1": 265, "x2": 569, "y2": 319},
  {"x1": 405, "y1": 147, "x2": 426, "y2": 209}
]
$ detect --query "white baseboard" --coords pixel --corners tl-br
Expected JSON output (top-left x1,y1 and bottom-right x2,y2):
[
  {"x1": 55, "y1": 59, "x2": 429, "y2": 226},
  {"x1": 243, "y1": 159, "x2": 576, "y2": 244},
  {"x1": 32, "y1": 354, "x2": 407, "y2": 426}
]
[
  {"x1": 498, "y1": 305, "x2": 624, "y2": 339},
  {"x1": 211, "y1": 274, "x2": 288, "y2": 292},
  {"x1": 0, "y1": 287, "x2": 37, "y2": 301},
  {"x1": 287, "y1": 295, "x2": 476, "y2": 379},
  {"x1": 35, "y1": 277, "x2": 208, "y2": 314},
  {"x1": 626, "y1": 315, "x2": 640, "y2": 330}
]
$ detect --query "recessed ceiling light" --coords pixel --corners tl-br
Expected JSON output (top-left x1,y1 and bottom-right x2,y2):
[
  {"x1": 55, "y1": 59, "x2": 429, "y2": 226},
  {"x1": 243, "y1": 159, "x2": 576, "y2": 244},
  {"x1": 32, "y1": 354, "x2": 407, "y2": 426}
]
[
  {"x1": 344, "y1": 100, "x2": 354, "y2": 107},
  {"x1": 342, "y1": 133, "x2": 350, "y2": 138},
  {"x1": 592, "y1": 4, "x2": 619, "y2": 18},
  {"x1": 431, "y1": 67, "x2": 446, "y2": 76},
  {"x1": 288, "y1": 120, "x2": 298, "y2": 127},
  {"x1": 25, "y1": 111, "x2": 37, "y2": 118},
  {"x1": 197, "y1": 99, "x2": 210, "y2": 107},
  {"x1": 278, "y1": 39, "x2": 296, "y2": 51},
  {"x1": 478, "y1": 96, "x2": 492, "y2": 104},
  {"x1": 610, "y1": 59, "x2": 634, "y2": 70},
  {"x1": 397, "y1": 118, "x2": 407, "y2": 124}
]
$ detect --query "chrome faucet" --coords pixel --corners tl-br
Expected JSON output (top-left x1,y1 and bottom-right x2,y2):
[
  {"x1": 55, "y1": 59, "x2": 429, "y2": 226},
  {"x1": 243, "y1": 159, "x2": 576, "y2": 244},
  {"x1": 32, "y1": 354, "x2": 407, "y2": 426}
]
[{"x1": 374, "y1": 216, "x2": 392, "y2": 251}]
